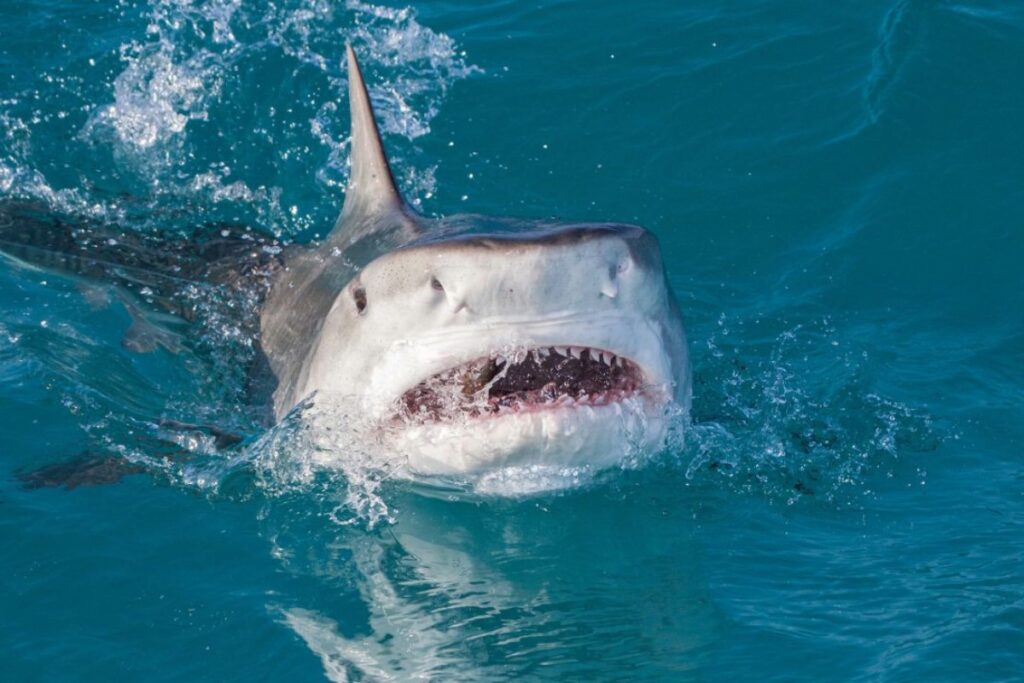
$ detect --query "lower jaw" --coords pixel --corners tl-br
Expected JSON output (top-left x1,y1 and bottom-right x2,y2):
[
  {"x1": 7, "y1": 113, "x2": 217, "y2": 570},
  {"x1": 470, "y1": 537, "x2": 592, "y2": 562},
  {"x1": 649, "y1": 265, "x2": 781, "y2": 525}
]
[{"x1": 387, "y1": 398, "x2": 669, "y2": 476}]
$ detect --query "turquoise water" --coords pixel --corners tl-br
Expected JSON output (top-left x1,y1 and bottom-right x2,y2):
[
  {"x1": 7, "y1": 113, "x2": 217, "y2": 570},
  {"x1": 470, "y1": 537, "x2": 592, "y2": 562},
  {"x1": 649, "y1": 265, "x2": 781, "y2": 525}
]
[{"x1": 2, "y1": 0, "x2": 1022, "y2": 679}]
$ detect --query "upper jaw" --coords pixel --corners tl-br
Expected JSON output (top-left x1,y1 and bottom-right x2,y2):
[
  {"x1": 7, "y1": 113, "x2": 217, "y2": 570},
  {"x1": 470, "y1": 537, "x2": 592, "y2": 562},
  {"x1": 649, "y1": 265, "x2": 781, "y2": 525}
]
[{"x1": 360, "y1": 316, "x2": 675, "y2": 418}]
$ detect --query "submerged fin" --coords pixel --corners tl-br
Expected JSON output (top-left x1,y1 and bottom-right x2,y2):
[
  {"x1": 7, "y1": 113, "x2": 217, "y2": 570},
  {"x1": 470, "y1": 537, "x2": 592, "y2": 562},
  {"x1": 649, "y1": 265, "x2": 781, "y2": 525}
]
[
  {"x1": 338, "y1": 45, "x2": 409, "y2": 224},
  {"x1": 118, "y1": 293, "x2": 185, "y2": 354},
  {"x1": 77, "y1": 282, "x2": 112, "y2": 310},
  {"x1": 17, "y1": 453, "x2": 146, "y2": 490},
  {"x1": 157, "y1": 419, "x2": 244, "y2": 449},
  {"x1": 18, "y1": 420, "x2": 244, "y2": 490},
  {"x1": 120, "y1": 312, "x2": 183, "y2": 354}
]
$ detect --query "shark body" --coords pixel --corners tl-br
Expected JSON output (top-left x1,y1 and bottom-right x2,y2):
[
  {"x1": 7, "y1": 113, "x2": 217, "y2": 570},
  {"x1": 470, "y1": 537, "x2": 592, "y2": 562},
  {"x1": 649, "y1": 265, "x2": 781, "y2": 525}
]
[{"x1": 1, "y1": 47, "x2": 691, "y2": 476}]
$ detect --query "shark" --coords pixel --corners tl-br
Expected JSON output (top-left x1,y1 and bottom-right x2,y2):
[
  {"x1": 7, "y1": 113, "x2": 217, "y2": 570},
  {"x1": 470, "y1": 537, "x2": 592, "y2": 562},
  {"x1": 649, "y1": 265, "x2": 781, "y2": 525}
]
[{"x1": 2, "y1": 47, "x2": 690, "y2": 479}]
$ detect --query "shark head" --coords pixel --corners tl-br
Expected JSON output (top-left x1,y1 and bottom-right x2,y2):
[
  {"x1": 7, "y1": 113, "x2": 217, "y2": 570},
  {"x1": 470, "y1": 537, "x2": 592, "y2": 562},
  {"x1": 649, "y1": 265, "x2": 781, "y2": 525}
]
[{"x1": 267, "y1": 47, "x2": 690, "y2": 475}]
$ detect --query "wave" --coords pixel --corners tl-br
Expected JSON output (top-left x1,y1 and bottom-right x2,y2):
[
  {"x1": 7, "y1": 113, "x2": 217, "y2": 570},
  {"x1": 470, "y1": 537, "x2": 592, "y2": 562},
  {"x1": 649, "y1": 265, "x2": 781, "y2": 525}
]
[{"x1": 828, "y1": 0, "x2": 928, "y2": 143}]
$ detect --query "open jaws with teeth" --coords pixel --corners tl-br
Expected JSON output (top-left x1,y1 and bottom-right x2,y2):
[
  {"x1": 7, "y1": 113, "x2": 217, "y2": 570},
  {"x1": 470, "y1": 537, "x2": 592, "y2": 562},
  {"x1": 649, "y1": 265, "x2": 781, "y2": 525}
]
[{"x1": 399, "y1": 346, "x2": 645, "y2": 422}]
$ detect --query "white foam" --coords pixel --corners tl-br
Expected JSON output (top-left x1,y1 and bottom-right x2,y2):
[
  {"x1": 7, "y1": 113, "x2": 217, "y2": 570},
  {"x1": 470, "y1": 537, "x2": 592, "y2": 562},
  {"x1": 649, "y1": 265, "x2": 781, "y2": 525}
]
[
  {"x1": 87, "y1": 43, "x2": 220, "y2": 153},
  {"x1": 4, "y1": 0, "x2": 479, "y2": 235},
  {"x1": 232, "y1": 392, "x2": 688, "y2": 526}
]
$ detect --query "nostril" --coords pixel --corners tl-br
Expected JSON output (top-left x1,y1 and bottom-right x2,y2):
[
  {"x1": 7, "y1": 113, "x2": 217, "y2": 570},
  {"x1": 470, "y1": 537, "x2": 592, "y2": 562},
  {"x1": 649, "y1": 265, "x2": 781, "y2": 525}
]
[
  {"x1": 431, "y1": 277, "x2": 445, "y2": 292},
  {"x1": 601, "y1": 264, "x2": 619, "y2": 299}
]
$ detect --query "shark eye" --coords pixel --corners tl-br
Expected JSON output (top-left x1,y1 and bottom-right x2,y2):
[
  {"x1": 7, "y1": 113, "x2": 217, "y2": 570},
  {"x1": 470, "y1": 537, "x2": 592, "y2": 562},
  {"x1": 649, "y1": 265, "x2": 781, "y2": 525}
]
[
  {"x1": 431, "y1": 277, "x2": 444, "y2": 292},
  {"x1": 353, "y1": 287, "x2": 367, "y2": 314}
]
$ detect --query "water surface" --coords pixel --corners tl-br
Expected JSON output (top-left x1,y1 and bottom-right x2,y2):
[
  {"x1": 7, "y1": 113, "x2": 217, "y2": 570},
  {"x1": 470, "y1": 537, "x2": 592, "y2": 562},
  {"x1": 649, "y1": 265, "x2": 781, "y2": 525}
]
[{"x1": 1, "y1": 0, "x2": 1022, "y2": 680}]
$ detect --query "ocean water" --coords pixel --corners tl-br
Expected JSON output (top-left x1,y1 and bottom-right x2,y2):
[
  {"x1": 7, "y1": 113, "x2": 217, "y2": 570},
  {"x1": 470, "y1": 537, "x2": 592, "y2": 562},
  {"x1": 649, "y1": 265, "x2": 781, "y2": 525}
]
[{"x1": 1, "y1": 0, "x2": 1022, "y2": 680}]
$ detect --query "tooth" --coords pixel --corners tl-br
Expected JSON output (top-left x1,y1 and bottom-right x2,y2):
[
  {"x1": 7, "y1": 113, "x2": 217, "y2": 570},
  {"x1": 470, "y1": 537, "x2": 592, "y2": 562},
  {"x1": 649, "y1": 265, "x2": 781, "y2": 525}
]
[
  {"x1": 569, "y1": 347, "x2": 581, "y2": 359},
  {"x1": 600, "y1": 352, "x2": 611, "y2": 365},
  {"x1": 554, "y1": 346, "x2": 568, "y2": 356},
  {"x1": 538, "y1": 347, "x2": 550, "y2": 358}
]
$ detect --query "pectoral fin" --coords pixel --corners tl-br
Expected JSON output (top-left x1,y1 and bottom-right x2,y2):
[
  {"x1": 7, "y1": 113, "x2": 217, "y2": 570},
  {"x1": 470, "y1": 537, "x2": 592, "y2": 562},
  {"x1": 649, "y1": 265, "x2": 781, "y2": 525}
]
[
  {"x1": 17, "y1": 453, "x2": 146, "y2": 490},
  {"x1": 77, "y1": 283, "x2": 111, "y2": 310},
  {"x1": 118, "y1": 294, "x2": 184, "y2": 354}
]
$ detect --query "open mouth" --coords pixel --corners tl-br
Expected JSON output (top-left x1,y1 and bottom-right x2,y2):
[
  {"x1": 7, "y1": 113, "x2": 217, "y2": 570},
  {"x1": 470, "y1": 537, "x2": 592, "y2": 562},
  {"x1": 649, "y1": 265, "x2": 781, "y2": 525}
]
[{"x1": 399, "y1": 346, "x2": 646, "y2": 423}]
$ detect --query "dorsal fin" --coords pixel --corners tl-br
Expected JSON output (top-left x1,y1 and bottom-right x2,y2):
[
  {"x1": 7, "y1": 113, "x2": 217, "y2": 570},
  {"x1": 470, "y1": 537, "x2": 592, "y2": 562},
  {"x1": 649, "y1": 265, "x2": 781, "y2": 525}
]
[{"x1": 340, "y1": 45, "x2": 407, "y2": 221}]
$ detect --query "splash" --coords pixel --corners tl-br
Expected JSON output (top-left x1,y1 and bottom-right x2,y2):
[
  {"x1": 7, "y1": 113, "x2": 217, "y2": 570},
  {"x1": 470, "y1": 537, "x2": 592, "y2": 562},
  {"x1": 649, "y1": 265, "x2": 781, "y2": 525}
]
[
  {"x1": 236, "y1": 403, "x2": 400, "y2": 529},
  {"x1": 681, "y1": 316, "x2": 940, "y2": 507},
  {"x1": 87, "y1": 40, "x2": 222, "y2": 154},
  {"x1": 2, "y1": 0, "x2": 480, "y2": 235},
  {"x1": 210, "y1": 388, "x2": 686, "y2": 527}
]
